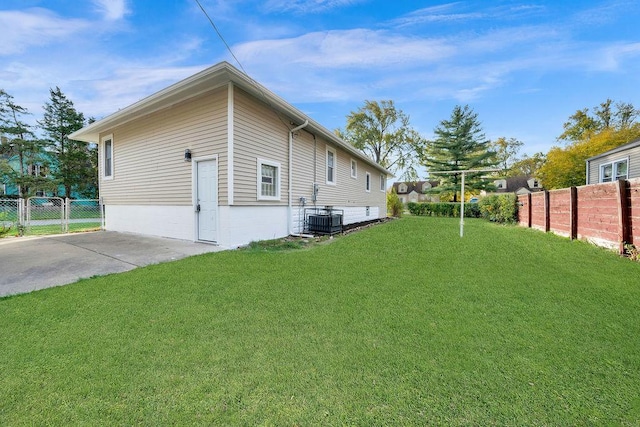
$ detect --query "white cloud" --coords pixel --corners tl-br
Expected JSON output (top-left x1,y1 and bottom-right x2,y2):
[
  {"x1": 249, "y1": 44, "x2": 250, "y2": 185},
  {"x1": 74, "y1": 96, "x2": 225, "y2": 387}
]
[
  {"x1": 263, "y1": 0, "x2": 365, "y2": 14},
  {"x1": 235, "y1": 29, "x2": 454, "y2": 69},
  {"x1": 93, "y1": 0, "x2": 130, "y2": 21},
  {"x1": 0, "y1": 8, "x2": 90, "y2": 55},
  {"x1": 80, "y1": 66, "x2": 206, "y2": 118}
]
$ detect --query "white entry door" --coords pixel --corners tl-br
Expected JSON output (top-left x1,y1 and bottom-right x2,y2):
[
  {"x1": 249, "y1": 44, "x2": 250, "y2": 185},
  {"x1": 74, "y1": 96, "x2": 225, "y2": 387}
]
[{"x1": 196, "y1": 159, "x2": 218, "y2": 242}]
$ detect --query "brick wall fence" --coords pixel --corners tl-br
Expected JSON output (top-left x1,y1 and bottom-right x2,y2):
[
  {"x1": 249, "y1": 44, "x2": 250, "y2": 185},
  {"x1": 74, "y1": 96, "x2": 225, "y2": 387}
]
[{"x1": 518, "y1": 177, "x2": 640, "y2": 253}]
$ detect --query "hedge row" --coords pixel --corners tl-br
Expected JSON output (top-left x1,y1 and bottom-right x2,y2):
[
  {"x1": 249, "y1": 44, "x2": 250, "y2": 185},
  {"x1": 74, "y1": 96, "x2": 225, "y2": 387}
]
[
  {"x1": 407, "y1": 202, "x2": 481, "y2": 218},
  {"x1": 407, "y1": 194, "x2": 518, "y2": 224}
]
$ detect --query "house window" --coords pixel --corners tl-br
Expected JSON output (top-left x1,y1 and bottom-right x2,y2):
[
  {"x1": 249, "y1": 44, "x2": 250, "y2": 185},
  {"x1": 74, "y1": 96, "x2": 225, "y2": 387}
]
[
  {"x1": 398, "y1": 183, "x2": 407, "y2": 193},
  {"x1": 366, "y1": 172, "x2": 371, "y2": 192},
  {"x1": 257, "y1": 158, "x2": 281, "y2": 200},
  {"x1": 350, "y1": 159, "x2": 357, "y2": 179},
  {"x1": 28, "y1": 164, "x2": 47, "y2": 177},
  {"x1": 600, "y1": 159, "x2": 628, "y2": 182},
  {"x1": 380, "y1": 174, "x2": 385, "y2": 191},
  {"x1": 326, "y1": 147, "x2": 336, "y2": 185},
  {"x1": 102, "y1": 135, "x2": 113, "y2": 179}
]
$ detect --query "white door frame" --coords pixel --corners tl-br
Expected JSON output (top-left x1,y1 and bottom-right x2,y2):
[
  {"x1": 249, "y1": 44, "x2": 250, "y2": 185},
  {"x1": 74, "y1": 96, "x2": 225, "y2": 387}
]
[{"x1": 192, "y1": 155, "x2": 219, "y2": 243}]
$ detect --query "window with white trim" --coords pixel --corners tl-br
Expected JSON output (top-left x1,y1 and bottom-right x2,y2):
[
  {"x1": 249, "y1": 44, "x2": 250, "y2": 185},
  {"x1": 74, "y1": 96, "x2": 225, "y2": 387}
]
[
  {"x1": 365, "y1": 172, "x2": 371, "y2": 192},
  {"x1": 350, "y1": 159, "x2": 357, "y2": 179},
  {"x1": 380, "y1": 174, "x2": 386, "y2": 191},
  {"x1": 257, "y1": 158, "x2": 281, "y2": 200},
  {"x1": 600, "y1": 158, "x2": 628, "y2": 183},
  {"x1": 326, "y1": 147, "x2": 336, "y2": 185},
  {"x1": 102, "y1": 135, "x2": 113, "y2": 180}
]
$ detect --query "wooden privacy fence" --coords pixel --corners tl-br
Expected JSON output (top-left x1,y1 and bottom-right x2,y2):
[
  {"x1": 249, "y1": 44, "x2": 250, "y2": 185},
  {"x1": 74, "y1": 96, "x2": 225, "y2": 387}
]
[{"x1": 518, "y1": 178, "x2": 640, "y2": 253}]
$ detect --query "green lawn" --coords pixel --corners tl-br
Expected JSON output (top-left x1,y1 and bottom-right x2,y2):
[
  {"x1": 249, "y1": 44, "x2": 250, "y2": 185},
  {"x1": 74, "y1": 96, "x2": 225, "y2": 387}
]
[{"x1": 1, "y1": 217, "x2": 639, "y2": 425}]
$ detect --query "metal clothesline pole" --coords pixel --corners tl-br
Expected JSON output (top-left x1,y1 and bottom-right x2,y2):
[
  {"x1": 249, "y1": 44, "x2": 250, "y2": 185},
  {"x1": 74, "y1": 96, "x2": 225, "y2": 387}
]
[{"x1": 429, "y1": 168, "x2": 502, "y2": 237}]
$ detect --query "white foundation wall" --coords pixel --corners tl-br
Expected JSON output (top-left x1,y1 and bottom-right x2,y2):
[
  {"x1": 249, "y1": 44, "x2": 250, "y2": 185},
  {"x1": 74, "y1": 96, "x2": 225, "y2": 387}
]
[
  {"x1": 105, "y1": 205, "x2": 195, "y2": 241},
  {"x1": 218, "y1": 205, "x2": 289, "y2": 248},
  {"x1": 291, "y1": 205, "x2": 381, "y2": 234},
  {"x1": 104, "y1": 204, "x2": 381, "y2": 248}
]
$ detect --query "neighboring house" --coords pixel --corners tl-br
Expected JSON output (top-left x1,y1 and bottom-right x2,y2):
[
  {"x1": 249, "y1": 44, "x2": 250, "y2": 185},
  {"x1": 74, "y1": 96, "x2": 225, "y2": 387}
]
[
  {"x1": 0, "y1": 154, "x2": 51, "y2": 197},
  {"x1": 585, "y1": 138, "x2": 640, "y2": 184},
  {"x1": 493, "y1": 175, "x2": 543, "y2": 195},
  {"x1": 392, "y1": 181, "x2": 440, "y2": 203},
  {"x1": 70, "y1": 62, "x2": 390, "y2": 248}
]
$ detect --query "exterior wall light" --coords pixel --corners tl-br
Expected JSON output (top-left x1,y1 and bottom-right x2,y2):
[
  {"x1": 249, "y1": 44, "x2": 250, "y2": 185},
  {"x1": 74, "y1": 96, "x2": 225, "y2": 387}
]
[{"x1": 184, "y1": 149, "x2": 192, "y2": 162}]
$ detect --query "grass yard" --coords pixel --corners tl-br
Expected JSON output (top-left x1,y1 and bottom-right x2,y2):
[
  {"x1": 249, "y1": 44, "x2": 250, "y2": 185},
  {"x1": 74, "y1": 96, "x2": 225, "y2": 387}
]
[{"x1": 1, "y1": 217, "x2": 639, "y2": 425}]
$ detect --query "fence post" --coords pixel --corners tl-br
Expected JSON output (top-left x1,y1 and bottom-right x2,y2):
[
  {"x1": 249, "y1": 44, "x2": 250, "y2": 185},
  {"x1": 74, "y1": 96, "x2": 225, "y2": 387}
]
[
  {"x1": 526, "y1": 193, "x2": 532, "y2": 228},
  {"x1": 616, "y1": 179, "x2": 630, "y2": 255},
  {"x1": 543, "y1": 190, "x2": 550, "y2": 232},
  {"x1": 570, "y1": 187, "x2": 578, "y2": 240},
  {"x1": 65, "y1": 198, "x2": 70, "y2": 233}
]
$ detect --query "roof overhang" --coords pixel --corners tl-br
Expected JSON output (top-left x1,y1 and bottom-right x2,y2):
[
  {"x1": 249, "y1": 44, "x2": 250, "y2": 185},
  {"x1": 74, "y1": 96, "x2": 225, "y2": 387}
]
[
  {"x1": 585, "y1": 137, "x2": 640, "y2": 162},
  {"x1": 70, "y1": 61, "x2": 391, "y2": 176}
]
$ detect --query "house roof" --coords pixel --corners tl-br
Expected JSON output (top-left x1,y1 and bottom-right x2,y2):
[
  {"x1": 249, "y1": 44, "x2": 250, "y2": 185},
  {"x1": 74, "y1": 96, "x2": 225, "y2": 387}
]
[
  {"x1": 70, "y1": 61, "x2": 391, "y2": 175},
  {"x1": 495, "y1": 175, "x2": 543, "y2": 193},
  {"x1": 586, "y1": 137, "x2": 640, "y2": 162},
  {"x1": 392, "y1": 180, "x2": 439, "y2": 194}
]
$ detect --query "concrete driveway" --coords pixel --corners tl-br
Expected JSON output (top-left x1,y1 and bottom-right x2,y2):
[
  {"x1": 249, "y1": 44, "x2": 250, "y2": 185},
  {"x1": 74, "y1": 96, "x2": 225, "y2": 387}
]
[{"x1": 0, "y1": 231, "x2": 224, "y2": 297}]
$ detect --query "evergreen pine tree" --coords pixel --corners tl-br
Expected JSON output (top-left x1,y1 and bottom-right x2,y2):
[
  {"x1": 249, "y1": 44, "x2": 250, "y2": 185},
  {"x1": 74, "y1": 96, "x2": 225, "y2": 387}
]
[{"x1": 423, "y1": 105, "x2": 496, "y2": 202}]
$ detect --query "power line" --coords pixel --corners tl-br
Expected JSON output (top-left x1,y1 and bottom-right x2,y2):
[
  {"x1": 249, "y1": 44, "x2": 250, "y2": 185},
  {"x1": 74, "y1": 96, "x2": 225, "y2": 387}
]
[
  {"x1": 194, "y1": 0, "x2": 248, "y2": 76},
  {"x1": 193, "y1": 0, "x2": 295, "y2": 131}
]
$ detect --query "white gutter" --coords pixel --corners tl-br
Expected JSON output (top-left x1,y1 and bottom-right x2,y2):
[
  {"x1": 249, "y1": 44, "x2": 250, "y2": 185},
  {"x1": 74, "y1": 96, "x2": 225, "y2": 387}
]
[{"x1": 288, "y1": 120, "x2": 309, "y2": 235}]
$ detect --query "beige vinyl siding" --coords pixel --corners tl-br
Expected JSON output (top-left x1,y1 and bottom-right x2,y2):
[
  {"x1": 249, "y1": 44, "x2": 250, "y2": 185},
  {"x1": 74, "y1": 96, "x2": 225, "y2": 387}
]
[
  {"x1": 589, "y1": 146, "x2": 640, "y2": 184},
  {"x1": 291, "y1": 130, "x2": 316, "y2": 200},
  {"x1": 98, "y1": 87, "x2": 228, "y2": 205},
  {"x1": 292, "y1": 132, "x2": 386, "y2": 214},
  {"x1": 232, "y1": 88, "x2": 290, "y2": 205}
]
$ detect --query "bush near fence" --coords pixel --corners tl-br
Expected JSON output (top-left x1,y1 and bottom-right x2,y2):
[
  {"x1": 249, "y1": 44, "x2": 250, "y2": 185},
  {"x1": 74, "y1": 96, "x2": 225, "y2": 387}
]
[
  {"x1": 407, "y1": 201, "x2": 481, "y2": 218},
  {"x1": 407, "y1": 194, "x2": 519, "y2": 224},
  {"x1": 478, "y1": 194, "x2": 519, "y2": 224},
  {"x1": 518, "y1": 177, "x2": 640, "y2": 253}
]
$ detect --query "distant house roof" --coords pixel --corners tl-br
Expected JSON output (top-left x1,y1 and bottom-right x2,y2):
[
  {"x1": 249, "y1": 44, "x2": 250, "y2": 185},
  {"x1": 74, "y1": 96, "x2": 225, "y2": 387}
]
[
  {"x1": 586, "y1": 137, "x2": 640, "y2": 162},
  {"x1": 392, "y1": 180, "x2": 439, "y2": 194},
  {"x1": 495, "y1": 175, "x2": 543, "y2": 194}
]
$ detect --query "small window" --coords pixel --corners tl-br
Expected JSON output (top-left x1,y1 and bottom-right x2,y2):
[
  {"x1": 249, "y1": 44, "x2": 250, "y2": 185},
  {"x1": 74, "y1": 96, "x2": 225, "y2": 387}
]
[
  {"x1": 600, "y1": 158, "x2": 628, "y2": 183},
  {"x1": 102, "y1": 135, "x2": 113, "y2": 180},
  {"x1": 326, "y1": 147, "x2": 336, "y2": 185},
  {"x1": 365, "y1": 172, "x2": 371, "y2": 192},
  {"x1": 380, "y1": 174, "x2": 385, "y2": 191},
  {"x1": 350, "y1": 159, "x2": 357, "y2": 179},
  {"x1": 398, "y1": 183, "x2": 407, "y2": 193},
  {"x1": 615, "y1": 160, "x2": 628, "y2": 180},
  {"x1": 257, "y1": 158, "x2": 281, "y2": 200}
]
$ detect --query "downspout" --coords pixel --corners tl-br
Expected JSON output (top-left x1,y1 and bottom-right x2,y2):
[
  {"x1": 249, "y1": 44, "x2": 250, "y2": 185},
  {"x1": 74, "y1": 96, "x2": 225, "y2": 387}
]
[{"x1": 289, "y1": 120, "x2": 309, "y2": 236}]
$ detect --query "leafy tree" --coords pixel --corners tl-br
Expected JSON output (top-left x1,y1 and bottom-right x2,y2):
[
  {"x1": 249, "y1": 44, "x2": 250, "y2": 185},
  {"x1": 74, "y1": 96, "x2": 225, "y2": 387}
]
[
  {"x1": 39, "y1": 87, "x2": 94, "y2": 198},
  {"x1": 540, "y1": 99, "x2": 640, "y2": 189},
  {"x1": 506, "y1": 152, "x2": 546, "y2": 177},
  {"x1": 490, "y1": 137, "x2": 524, "y2": 171},
  {"x1": 0, "y1": 90, "x2": 52, "y2": 197},
  {"x1": 422, "y1": 105, "x2": 496, "y2": 202},
  {"x1": 337, "y1": 100, "x2": 424, "y2": 181},
  {"x1": 539, "y1": 126, "x2": 640, "y2": 188},
  {"x1": 559, "y1": 99, "x2": 639, "y2": 143}
]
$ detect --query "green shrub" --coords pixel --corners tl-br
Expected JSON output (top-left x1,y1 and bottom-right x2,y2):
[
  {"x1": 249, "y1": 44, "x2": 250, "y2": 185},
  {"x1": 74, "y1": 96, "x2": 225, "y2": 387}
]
[
  {"x1": 0, "y1": 212, "x2": 13, "y2": 238},
  {"x1": 387, "y1": 190, "x2": 403, "y2": 218},
  {"x1": 407, "y1": 202, "x2": 481, "y2": 218},
  {"x1": 479, "y1": 194, "x2": 518, "y2": 223}
]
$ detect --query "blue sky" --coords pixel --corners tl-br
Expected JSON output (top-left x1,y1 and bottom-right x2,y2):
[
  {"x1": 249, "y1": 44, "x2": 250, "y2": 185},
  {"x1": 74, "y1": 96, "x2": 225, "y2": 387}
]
[{"x1": 2, "y1": 0, "x2": 640, "y2": 167}]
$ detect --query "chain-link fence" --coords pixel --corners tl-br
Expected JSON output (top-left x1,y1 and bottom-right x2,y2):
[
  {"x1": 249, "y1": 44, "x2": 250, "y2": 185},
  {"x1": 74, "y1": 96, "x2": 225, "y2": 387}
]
[
  {"x1": 0, "y1": 197, "x2": 102, "y2": 236},
  {"x1": 0, "y1": 198, "x2": 20, "y2": 237}
]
